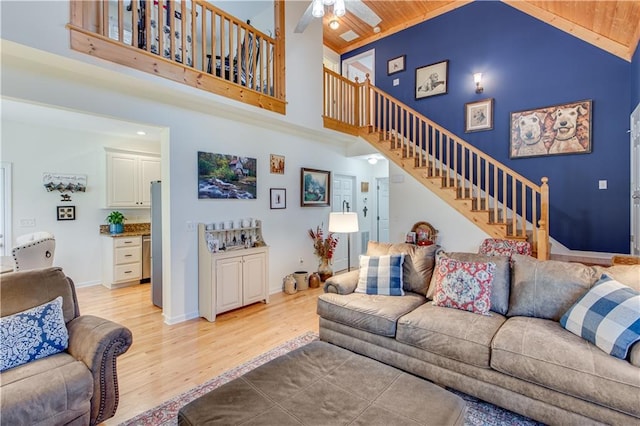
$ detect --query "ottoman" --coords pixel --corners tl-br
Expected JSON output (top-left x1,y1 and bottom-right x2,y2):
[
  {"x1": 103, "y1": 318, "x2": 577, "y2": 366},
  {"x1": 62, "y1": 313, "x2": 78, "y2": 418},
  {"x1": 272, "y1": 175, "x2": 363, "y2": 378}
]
[{"x1": 178, "y1": 340, "x2": 466, "y2": 425}]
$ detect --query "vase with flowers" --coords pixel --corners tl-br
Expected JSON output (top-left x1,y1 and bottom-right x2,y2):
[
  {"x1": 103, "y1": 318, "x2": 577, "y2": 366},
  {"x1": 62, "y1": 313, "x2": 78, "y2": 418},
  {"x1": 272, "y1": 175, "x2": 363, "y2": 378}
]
[{"x1": 308, "y1": 224, "x2": 338, "y2": 281}]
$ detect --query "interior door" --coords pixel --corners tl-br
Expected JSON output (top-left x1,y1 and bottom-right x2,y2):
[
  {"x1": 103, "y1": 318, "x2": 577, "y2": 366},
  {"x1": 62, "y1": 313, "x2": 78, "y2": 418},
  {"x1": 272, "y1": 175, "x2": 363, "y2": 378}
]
[
  {"x1": 631, "y1": 103, "x2": 640, "y2": 255},
  {"x1": 377, "y1": 177, "x2": 389, "y2": 242},
  {"x1": 332, "y1": 174, "x2": 356, "y2": 272}
]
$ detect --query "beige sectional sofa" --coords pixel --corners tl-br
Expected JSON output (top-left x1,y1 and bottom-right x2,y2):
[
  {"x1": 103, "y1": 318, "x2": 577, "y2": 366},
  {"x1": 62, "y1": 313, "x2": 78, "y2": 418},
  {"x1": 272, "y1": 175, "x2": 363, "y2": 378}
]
[{"x1": 317, "y1": 242, "x2": 640, "y2": 425}]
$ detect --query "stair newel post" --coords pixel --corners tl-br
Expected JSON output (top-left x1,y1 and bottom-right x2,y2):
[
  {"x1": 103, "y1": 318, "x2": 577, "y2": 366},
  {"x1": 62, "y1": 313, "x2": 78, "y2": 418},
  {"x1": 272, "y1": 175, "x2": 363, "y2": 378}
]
[
  {"x1": 537, "y1": 177, "x2": 550, "y2": 260},
  {"x1": 364, "y1": 73, "x2": 372, "y2": 130},
  {"x1": 354, "y1": 76, "x2": 360, "y2": 128}
]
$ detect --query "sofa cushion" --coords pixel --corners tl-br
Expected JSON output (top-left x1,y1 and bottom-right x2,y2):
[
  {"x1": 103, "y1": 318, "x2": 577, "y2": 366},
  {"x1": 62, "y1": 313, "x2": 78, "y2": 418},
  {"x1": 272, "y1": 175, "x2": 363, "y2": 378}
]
[
  {"x1": 1, "y1": 352, "x2": 93, "y2": 425},
  {"x1": 431, "y1": 257, "x2": 495, "y2": 315},
  {"x1": 355, "y1": 254, "x2": 405, "y2": 296},
  {"x1": 560, "y1": 274, "x2": 640, "y2": 360},
  {"x1": 507, "y1": 254, "x2": 598, "y2": 321},
  {"x1": 1, "y1": 296, "x2": 69, "y2": 372},
  {"x1": 396, "y1": 303, "x2": 507, "y2": 368},
  {"x1": 592, "y1": 264, "x2": 640, "y2": 291},
  {"x1": 366, "y1": 241, "x2": 438, "y2": 296},
  {"x1": 491, "y1": 316, "x2": 640, "y2": 417},
  {"x1": 427, "y1": 252, "x2": 510, "y2": 315},
  {"x1": 317, "y1": 292, "x2": 426, "y2": 337}
]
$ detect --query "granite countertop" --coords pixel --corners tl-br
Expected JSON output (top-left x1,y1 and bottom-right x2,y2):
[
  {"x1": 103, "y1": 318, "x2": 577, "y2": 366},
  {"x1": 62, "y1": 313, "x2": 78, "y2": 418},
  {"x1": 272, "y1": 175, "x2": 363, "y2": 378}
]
[{"x1": 100, "y1": 223, "x2": 150, "y2": 237}]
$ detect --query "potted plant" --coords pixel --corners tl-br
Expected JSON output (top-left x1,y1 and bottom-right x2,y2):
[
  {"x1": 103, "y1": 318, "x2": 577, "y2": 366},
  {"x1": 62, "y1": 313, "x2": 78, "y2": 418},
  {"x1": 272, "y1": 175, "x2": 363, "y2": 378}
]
[{"x1": 106, "y1": 211, "x2": 126, "y2": 234}]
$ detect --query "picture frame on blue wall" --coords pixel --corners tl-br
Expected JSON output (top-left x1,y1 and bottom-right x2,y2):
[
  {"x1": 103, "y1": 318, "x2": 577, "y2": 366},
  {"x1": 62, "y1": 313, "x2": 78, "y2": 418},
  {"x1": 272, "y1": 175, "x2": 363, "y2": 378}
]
[
  {"x1": 387, "y1": 55, "x2": 406, "y2": 75},
  {"x1": 465, "y1": 98, "x2": 494, "y2": 133},
  {"x1": 415, "y1": 60, "x2": 448, "y2": 99},
  {"x1": 509, "y1": 99, "x2": 592, "y2": 159}
]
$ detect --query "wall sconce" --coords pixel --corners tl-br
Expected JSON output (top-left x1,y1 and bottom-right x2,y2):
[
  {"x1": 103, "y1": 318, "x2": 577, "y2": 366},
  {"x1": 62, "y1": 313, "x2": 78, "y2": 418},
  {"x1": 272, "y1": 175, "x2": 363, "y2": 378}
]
[
  {"x1": 367, "y1": 157, "x2": 378, "y2": 165},
  {"x1": 329, "y1": 19, "x2": 339, "y2": 30},
  {"x1": 474, "y1": 73, "x2": 483, "y2": 94}
]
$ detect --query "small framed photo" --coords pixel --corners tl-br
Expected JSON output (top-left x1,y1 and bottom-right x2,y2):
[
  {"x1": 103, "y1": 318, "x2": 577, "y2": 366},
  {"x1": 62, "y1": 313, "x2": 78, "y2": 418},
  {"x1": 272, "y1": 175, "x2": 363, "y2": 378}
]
[
  {"x1": 270, "y1": 188, "x2": 286, "y2": 209},
  {"x1": 387, "y1": 55, "x2": 406, "y2": 75},
  {"x1": 301, "y1": 168, "x2": 331, "y2": 207},
  {"x1": 57, "y1": 205, "x2": 75, "y2": 221},
  {"x1": 270, "y1": 154, "x2": 285, "y2": 174},
  {"x1": 415, "y1": 60, "x2": 448, "y2": 99},
  {"x1": 465, "y1": 98, "x2": 494, "y2": 133},
  {"x1": 405, "y1": 231, "x2": 416, "y2": 244}
]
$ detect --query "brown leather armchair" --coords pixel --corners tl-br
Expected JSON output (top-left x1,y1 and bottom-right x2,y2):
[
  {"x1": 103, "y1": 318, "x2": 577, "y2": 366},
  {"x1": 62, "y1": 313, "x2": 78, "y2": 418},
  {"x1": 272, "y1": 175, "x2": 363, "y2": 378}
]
[{"x1": 0, "y1": 267, "x2": 133, "y2": 425}]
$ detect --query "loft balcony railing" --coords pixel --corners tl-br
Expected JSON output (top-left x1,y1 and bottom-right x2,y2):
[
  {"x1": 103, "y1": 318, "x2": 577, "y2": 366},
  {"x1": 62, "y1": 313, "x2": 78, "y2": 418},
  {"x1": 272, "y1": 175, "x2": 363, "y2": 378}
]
[
  {"x1": 68, "y1": 0, "x2": 286, "y2": 114},
  {"x1": 323, "y1": 68, "x2": 550, "y2": 259}
]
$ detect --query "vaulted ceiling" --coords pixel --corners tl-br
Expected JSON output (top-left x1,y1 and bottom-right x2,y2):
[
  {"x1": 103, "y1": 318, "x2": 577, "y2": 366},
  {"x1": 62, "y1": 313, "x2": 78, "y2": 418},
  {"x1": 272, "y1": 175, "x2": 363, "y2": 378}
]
[{"x1": 322, "y1": 0, "x2": 640, "y2": 61}]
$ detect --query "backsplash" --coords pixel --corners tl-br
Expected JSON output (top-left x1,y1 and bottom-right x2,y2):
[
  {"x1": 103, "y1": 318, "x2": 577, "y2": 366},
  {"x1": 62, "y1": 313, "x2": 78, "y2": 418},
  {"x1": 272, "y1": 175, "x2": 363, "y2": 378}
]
[{"x1": 99, "y1": 222, "x2": 150, "y2": 235}]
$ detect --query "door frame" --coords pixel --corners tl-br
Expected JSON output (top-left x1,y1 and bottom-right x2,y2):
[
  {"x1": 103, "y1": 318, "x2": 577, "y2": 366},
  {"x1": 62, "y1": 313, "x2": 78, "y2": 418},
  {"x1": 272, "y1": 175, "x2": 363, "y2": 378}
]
[
  {"x1": 341, "y1": 49, "x2": 375, "y2": 85},
  {"x1": 0, "y1": 162, "x2": 12, "y2": 256}
]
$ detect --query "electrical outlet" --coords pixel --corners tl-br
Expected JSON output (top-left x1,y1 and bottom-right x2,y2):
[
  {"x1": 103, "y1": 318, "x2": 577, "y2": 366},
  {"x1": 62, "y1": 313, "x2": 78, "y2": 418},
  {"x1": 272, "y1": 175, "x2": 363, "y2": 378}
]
[
  {"x1": 598, "y1": 180, "x2": 607, "y2": 190},
  {"x1": 393, "y1": 78, "x2": 399, "y2": 86},
  {"x1": 299, "y1": 257, "x2": 304, "y2": 264},
  {"x1": 186, "y1": 221, "x2": 196, "y2": 232},
  {"x1": 20, "y1": 218, "x2": 36, "y2": 227}
]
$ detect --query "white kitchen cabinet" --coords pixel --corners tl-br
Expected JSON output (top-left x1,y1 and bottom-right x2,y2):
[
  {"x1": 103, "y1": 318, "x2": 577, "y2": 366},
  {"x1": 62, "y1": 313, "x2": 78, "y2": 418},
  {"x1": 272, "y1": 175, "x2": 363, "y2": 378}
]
[
  {"x1": 198, "y1": 223, "x2": 269, "y2": 322},
  {"x1": 106, "y1": 149, "x2": 160, "y2": 208},
  {"x1": 102, "y1": 235, "x2": 142, "y2": 288}
]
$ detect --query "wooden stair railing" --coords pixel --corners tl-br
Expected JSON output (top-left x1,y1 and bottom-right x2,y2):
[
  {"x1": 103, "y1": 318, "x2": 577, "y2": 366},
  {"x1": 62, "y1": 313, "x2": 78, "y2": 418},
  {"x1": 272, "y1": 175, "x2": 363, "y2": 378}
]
[
  {"x1": 68, "y1": 0, "x2": 286, "y2": 114},
  {"x1": 323, "y1": 68, "x2": 550, "y2": 259}
]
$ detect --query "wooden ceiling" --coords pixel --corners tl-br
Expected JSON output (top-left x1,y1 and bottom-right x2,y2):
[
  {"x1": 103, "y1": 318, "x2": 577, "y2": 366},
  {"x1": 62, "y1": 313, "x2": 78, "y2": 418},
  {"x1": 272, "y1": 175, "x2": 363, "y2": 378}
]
[{"x1": 322, "y1": 0, "x2": 640, "y2": 61}]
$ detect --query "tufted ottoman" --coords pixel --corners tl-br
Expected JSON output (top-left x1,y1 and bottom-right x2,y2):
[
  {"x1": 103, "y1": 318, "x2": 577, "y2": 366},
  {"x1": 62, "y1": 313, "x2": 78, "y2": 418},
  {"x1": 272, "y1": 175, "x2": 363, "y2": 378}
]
[{"x1": 178, "y1": 340, "x2": 466, "y2": 425}]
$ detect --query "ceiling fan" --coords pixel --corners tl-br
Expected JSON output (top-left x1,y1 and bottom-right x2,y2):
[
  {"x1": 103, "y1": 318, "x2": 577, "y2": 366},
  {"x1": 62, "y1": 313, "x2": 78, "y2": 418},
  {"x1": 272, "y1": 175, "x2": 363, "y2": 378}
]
[{"x1": 294, "y1": 0, "x2": 382, "y2": 34}]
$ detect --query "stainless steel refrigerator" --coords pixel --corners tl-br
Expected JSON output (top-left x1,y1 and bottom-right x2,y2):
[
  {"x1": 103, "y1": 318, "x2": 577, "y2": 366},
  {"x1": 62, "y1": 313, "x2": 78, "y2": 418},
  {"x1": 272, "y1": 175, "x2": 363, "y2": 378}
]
[{"x1": 151, "y1": 181, "x2": 162, "y2": 307}]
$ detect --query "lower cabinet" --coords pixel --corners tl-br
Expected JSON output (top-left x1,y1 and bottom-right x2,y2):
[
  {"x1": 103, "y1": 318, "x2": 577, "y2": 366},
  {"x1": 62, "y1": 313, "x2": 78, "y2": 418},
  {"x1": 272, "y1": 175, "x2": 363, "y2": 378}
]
[
  {"x1": 199, "y1": 247, "x2": 269, "y2": 321},
  {"x1": 102, "y1": 236, "x2": 142, "y2": 288}
]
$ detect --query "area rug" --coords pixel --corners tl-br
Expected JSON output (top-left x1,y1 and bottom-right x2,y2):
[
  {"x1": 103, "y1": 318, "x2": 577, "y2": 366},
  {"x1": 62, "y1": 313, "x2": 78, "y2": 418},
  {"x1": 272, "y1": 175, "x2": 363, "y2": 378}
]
[{"x1": 119, "y1": 332, "x2": 543, "y2": 426}]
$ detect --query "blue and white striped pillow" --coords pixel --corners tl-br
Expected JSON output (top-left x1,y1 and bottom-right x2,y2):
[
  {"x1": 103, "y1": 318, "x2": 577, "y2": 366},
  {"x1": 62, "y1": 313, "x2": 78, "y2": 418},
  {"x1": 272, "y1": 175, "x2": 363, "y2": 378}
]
[
  {"x1": 355, "y1": 254, "x2": 405, "y2": 296},
  {"x1": 560, "y1": 274, "x2": 640, "y2": 359}
]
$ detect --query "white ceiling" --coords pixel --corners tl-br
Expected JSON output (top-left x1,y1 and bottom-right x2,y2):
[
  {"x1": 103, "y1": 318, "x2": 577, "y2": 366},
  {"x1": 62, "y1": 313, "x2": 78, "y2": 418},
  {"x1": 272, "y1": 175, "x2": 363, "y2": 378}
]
[{"x1": 1, "y1": 98, "x2": 163, "y2": 142}]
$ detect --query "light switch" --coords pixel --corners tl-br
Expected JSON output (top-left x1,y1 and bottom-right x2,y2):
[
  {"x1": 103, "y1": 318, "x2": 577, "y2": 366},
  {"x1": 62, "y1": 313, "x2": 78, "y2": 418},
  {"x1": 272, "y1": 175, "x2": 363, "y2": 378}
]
[
  {"x1": 598, "y1": 180, "x2": 607, "y2": 190},
  {"x1": 393, "y1": 78, "x2": 399, "y2": 86}
]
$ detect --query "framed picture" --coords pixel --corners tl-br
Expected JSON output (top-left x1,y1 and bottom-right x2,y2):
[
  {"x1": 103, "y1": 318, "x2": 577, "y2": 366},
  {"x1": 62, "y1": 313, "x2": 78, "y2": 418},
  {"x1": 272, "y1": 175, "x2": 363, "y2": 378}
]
[
  {"x1": 57, "y1": 205, "x2": 75, "y2": 221},
  {"x1": 301, "y1": 168, "x2": 331, "y2": 207},
  {"x1": 270, "y1": 188, "x2": 286, "y2": 209},
  {"x1": 405, "y1": 231, "x2": 416, "y2": 244},
  {"x1": 465, "y1": 98, "x2": 494, "y2": 133},
  {"x1": 270, "y1": 154, "x2": 285, "y2": 174},
  {"x1": 387, "y1": 55, "x2": 406, "y2": 75},
  {"x1": 197, "y1": 151, "x2": 257, "y2": 199},
  {"x1": 510, "y1": 99, "x2": 592, "y2": 159},
  {"x1": 415, "y1": 60, "x2": 448, "y2": 99}
]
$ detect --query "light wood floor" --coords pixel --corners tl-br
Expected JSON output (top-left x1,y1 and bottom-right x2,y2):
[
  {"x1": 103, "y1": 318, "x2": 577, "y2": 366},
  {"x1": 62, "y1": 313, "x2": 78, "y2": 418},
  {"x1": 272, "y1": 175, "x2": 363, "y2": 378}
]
[{"x1": 75, "y1": 283, "x2": 324, "y2": 425}]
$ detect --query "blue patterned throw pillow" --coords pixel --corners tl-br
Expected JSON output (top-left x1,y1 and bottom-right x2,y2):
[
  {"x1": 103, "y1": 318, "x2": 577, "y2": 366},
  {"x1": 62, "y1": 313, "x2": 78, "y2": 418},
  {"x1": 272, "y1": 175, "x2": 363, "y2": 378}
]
[
  {"x1": 0, "y1": 296, "x2": 69, "y2": 372},
  {"x1": 560, "y1": 274, "x2": 640, "y2": 360},
  {"x1": 355, "y1": 254, "x2": 405, "y2": 296}
]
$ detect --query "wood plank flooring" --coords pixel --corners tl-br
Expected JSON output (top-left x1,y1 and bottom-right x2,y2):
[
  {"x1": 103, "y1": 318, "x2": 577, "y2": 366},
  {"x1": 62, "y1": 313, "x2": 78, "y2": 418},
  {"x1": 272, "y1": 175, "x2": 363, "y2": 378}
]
[{"x1": 75, "y1": 283, "x2": 324, "y2": 425}]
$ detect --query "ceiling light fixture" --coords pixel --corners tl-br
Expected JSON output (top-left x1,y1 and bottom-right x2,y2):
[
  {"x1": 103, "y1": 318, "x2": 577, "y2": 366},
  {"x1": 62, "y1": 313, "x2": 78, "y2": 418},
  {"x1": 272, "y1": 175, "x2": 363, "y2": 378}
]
[
  {"x1": 367, "y1": 157, "x2": 378, "y2": 165},
  {"x1": 333, "y1": 0, "x2": 346, "y2": 17},
  {"x1": 312, "y1": 0, "x2": 324, "y2": 18},
  {"x1": 329, "y1": 19, "x2": 339, "y2": 30}
]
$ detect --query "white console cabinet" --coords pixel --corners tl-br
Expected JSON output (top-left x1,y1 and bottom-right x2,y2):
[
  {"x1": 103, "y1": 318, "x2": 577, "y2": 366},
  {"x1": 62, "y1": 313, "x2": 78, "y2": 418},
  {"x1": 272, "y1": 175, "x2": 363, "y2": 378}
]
[
  {"x1": 198, "y1": 223, "x2": 269, "y2": 321},
  {"x1": 102, "y1": 236, "x2": 142, "y2": 288},
  {"x1": 105, "y1": 149, "x2": 160, "y2": 208}
]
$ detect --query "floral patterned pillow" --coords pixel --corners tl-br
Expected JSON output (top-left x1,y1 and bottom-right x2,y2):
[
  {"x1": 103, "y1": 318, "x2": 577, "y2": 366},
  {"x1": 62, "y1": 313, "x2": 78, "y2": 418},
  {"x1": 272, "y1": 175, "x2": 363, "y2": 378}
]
[
  {"x1": 478, "y1": 238, "x2": 532, "y2": 258},
  {"x1": 432, "y1": 257, "x2": 496, "y2": 315},
  {"x1": 0, "y1": 296, "x2": 69, "y2": 372}
]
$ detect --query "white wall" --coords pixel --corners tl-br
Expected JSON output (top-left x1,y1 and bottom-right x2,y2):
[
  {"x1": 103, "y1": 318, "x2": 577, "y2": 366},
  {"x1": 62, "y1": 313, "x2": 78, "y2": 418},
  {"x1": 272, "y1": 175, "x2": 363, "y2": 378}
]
[
  {"x1": 2, "y1": 119, "x2": 160, "y2": 285},
  {"x1": 389, "y1": 162, "x2": 489, "y2": 253}
]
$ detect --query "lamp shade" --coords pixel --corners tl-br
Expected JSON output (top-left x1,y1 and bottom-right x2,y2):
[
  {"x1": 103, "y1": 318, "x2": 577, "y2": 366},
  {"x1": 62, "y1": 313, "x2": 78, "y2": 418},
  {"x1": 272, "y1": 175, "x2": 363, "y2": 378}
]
[{"x1": 328, "y1": 212, "x2": 359, "y2": 233}]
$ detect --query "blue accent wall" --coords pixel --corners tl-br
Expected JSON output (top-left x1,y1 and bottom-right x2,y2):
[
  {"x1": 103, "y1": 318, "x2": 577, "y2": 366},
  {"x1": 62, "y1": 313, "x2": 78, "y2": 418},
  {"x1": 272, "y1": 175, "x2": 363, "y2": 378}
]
[
  {"x1": 344, "y1": 2, "x2": 632, "y2": 253},
  {"x1": 633, "y1": 42, "x2": 640, "y2": 110}
]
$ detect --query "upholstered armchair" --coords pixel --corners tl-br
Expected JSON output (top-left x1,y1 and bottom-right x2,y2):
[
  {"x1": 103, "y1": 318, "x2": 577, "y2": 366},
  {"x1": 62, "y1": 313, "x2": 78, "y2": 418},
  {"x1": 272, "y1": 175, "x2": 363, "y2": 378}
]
[
  {"x1": 0, "y1": 267, "x2": 133, "y2": 425},
  {"x1": 12, "y1": 231, "x2": 56, "y2": 271}
]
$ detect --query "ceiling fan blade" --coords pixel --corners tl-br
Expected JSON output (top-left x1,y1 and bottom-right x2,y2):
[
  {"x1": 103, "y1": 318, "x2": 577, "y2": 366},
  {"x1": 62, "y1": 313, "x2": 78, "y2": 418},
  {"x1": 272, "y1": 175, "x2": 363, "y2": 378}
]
[
  {"x1": 294, "y1": 2, "x2": 314, "y2": 34},
  {"x1": 345, "y1": 0, "x2": 381, "y2": 27}
]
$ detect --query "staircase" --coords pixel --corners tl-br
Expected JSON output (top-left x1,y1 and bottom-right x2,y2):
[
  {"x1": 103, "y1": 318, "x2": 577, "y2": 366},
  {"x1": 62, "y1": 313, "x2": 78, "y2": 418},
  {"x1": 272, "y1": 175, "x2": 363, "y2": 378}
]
[{"x1": 322, "y1": 68, "x2": 550, "y2": 259}]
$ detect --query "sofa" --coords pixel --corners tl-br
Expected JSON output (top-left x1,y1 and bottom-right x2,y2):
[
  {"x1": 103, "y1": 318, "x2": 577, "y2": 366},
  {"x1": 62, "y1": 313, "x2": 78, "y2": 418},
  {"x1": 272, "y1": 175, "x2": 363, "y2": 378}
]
[
  {"x1": 0, "y1": 267, "x2": 133, "y2": 425},
  {"x1": 317, "y1": 242, "x2": 640, "y2": 425}
]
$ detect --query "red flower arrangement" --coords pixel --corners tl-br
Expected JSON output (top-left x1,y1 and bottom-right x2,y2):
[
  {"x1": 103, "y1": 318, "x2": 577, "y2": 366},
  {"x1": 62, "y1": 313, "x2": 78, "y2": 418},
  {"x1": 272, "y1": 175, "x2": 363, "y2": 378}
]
[{"x1": 308, "y1": 224, "x2": 339, "y2": 262}]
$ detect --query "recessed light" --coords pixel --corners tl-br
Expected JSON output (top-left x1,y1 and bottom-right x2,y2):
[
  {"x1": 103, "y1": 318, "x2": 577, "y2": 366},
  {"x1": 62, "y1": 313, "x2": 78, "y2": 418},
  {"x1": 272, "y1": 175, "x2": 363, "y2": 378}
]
[{"x1": 136, "y1": 131, "x2": 147, "y2": 136}]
